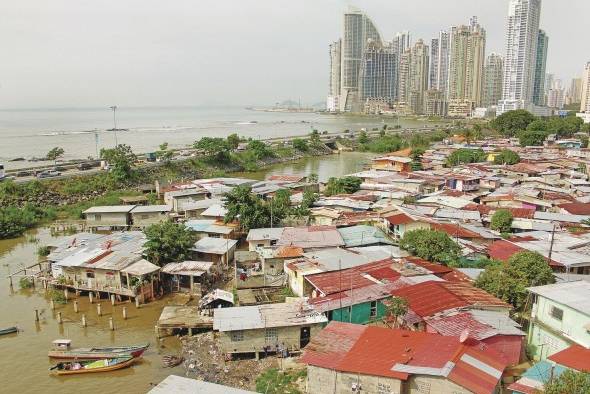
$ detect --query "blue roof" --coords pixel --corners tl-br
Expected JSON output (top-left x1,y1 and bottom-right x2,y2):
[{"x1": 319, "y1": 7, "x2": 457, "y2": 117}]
[
  {"x1": 337, "y1": 225, "x2": 393, "y2": 248},
  {"x1": 511, "y1": 360, "x2": 568, "y2": 393}
]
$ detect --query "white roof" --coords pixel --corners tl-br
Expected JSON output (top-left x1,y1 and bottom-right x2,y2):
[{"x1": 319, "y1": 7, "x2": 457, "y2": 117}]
[
  {"x1": 161, "y1": 261, "x2": 213, "y2": 276},
  {"x1": 246, "y1": 227, "x2": 285, "y2": 242},
  {"x1": 528, "y1": 281, "x2": 590, "y2": 316},
  {"x1": 200, "y1": 204, "x2": 228, "y2": 218},
  {"x1": 191, "y1": 237, "x2": 238, "y2": 255},
  {"x1": 149, "y1": 375, "x2": 255, "y2": 394},
  {"x1": 213, "y1": 302, "x2": 327, "y2": 331},
  {"x1": 121, "y1": 259, "x2": 160, "y2": 276},
  {"x1": 131, "y1": 205, "x2": 171, "y2": 213},
  {"x1": 83, "y1": 205, "x2": 135, "y2": 214}
]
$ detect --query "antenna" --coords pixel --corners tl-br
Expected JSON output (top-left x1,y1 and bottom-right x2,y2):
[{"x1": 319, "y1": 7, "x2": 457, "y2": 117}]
[{"x1": 459, "y1": 328, "x2": 470, "y2": 343}]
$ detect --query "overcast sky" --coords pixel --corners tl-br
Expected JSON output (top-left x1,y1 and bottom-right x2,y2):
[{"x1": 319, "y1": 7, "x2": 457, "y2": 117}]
[{"x1": 0, "y1": 0, "x2": 587, "y2": 108}]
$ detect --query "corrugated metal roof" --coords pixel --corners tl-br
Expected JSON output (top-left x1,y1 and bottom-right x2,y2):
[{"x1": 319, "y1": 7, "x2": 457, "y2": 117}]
[
  {"x1": 277, "y1": 226, "x2": 344, "y2": 249},
  {"x1": 337, "y1": 225, "x2": 393, "y2": 247},
  {"x1": 246, "y1": 227, "x2": 285, "y2": 242},
  {"x1": 161, "y1": 261, "x2": 213, "y2": 276},
  {"x1": 130, "y1": 205, "x2": 171, "y2": 213},
  {"x1": 121, "y1": 259, "x2": 160, "y2": 276},
  {"x1": 83, "y1": 205, "x2": 135, "y2": 214},
  {"x1": 528, "y1": 281, "x2": 590, "y2": 316},
  {"x1": 148, "y1": 375, "x2": 255, "y2": 394},
  {"x1": 191, "y1": 237, "x2": 237, "y2": 255},
  {"x1": 548, "y1": 344, "x2": 590, "y2": 372}
]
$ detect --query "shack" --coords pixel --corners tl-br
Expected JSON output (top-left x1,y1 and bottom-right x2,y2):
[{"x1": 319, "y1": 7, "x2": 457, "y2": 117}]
[
  {"x1": 161, "y1": 261, "x2": 213, "y2": 295},
  {"x1": 83, "y1": 205, "x2": 135, "y2": 229},
  {"x1": 191, "y1": 237, "x2": 237, "y2": 267},
  {"x1": 199, "y1": 289, "x2": 234, "y2": 316},
  {"x1": 213, "y1": 301, "x2": 327, "y2": 358},
  {"x1": 130, "y1": 205, "x2": 171, "y2": 228},
  {"x1": 164, "y1": 188, "x2": 209, "y2": 213}
]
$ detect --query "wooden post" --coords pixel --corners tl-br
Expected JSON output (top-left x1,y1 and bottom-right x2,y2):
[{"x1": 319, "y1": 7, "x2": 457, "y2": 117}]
[
  {"x1": 9, "y1": 276, "x2": 13, "y2": 288},
  {"x1": 50, "y1": 300, "x2": 55, "y2": 310},
  {"x1": 63, "y1": 288, "x2": 69, "y2": 301},
  {"x1": 73, "y1": 300, "x2": 79, "y2": 313},
  {"x1": 122, "y1": 307, "x2": 128, "y2": 320},
  {"x1": 35, "y1": 309, "x2": 39, "y2": 322},
  {"x1": 89, "y1": 292, "x2": 94, "y2": 304},
  {"x1": 109, "y1": 317, "x2": 114, "y2": 331},
  {"x1": 155, "y1": 325, "x2": 160, "y2": 339},
  {"x1": 110, "y1": 294, "x2": 116, "y2": 306},
  {"x1": 43, "y1": 279, "x2": 48, "y2": 290},
  {"x1": 97, "y1": 303, "x2": 102, "y2": 316},
  {"x1": 31, "y1": 277, "x2": 36, "y2": 289},
  {"x1": 82, "y1": 314, "x2": 87, "y2": 327},
  {"x1": 57, "y1": 312, "x2": 62, "y2": 324},
  {"x1": 135, "y1": 297, "x2": 140, "y2": 308}
]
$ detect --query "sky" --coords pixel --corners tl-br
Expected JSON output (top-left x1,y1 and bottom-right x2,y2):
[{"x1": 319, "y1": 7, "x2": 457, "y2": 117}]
[{"x1": 0, "y1": 0, "x2": 588, "y2": 108}]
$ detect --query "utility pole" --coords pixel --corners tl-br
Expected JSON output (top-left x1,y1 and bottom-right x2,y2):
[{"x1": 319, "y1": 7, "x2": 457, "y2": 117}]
[
  {"x1": 109, "y1": 105, "x2": 118, "y2": 146},
  {"x1": 548, "y1": 222, "x2": 556, "y2": 262}
]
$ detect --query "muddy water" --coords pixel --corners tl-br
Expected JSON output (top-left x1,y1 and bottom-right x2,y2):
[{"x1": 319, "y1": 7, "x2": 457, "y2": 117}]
[
  {"x1": 0, "y1": 152, "x2": 376, "y2": 393},
  {"x1": 0, "y1": 228, "x2": 183, "y2": 394}
]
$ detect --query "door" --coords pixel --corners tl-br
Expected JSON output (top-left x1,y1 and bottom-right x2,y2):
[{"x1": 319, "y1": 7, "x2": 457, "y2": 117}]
[{"x1": 300, "y1": 326, "x2": 311, "y2": 348}]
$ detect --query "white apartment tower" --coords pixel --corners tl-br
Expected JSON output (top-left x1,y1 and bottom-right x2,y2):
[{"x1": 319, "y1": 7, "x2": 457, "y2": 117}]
[
  {"x1": 429, "y1": 31, "x2": 450, "y2": 95},
  {"x1": 327, "y1": 40, "x2": 342, "y2": 112},
  {"x1": 582, "y1": 63, "x2": 590, "y2": 114},
  {"x1": 393, "y1": 31, "x2": 411, "y2": 101},
  {"x1": 497, "y1": 0, "x2": 543, "y2": 115}
]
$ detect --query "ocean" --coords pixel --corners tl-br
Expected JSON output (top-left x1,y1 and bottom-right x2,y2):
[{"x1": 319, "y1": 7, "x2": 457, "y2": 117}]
[{"x1": 0, "y1": 106, "x2": 434, "y2": 169}]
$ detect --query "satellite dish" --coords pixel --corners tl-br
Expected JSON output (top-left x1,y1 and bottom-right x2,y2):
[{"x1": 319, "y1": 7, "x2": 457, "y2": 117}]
[{"x1": 459, "y1": 329, "x2": 470, "y2": 343}]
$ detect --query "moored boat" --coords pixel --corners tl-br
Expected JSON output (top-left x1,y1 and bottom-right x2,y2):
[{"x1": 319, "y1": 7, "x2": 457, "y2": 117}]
[
  {"x1": 49, "y1": 355, "x2": 136, "y2": 375},
  {"x1": 48, "y1": 339, "x2": 149, "y2": 359},
  {"x1": 0, "y1": 326, "x2": 17, "y2": 336}
]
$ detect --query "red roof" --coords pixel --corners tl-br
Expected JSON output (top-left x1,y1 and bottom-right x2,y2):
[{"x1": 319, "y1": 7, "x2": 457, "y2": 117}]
[
  {"x1": 392, "y1": 281, "x2": 510, "y2": 318},
  {"x1": 548, "y1": 344, "x2": 590, "y2": 372},
  {"x1": 465, "y1": 204, "x2": 536, "y2": 219},
  {"x1": 426, "y1": 312, "x2": 496, "y2": 340},
  {"x1": 274, "y1": 246, "x2": 304, "y2": 258},
  {"x1": 487, "y1": 240, "x2": 523, "y2": 261},
  {"x1": 267, "y1": 174, "x2": 305, "y2": 182},
  {"x1": 386, "y1": 213, "x2": 415, "y2": 225},
  {"x1": 431, "y1": 222, "x2": 482, "y2": 239},
  {"x1": 404, "y1": 256, "x2": 453, "y2": 275},
  {"x1": 441, "y1": 270, "x2": 473, "y2": 283},
  {"x1": 305, "y1": 259, "x2": 400, "y2": 296},
  {"x1": 301, "y1": 322, "x2": 507, "y2": 394},
  {"x1": 559, "y1": 202, "x2": 590, "y2": 215}
]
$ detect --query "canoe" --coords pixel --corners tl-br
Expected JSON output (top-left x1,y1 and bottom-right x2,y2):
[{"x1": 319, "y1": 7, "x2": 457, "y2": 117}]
[
  {"x1": 49, "y1": 356, "x2": 136, "y2": 375},
  {"x1": 0, "y1": 327, "x2": 17, "y2": 336},
  {"x1": 48, "y1": 343, "x2": 149, "y2": 360}
]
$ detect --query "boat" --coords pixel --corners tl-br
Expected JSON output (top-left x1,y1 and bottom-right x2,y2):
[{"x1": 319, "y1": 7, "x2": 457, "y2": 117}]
[
  {"x1": 0, "y1": 326, "x2": 17, "y2": 336},
  {"x1": 49, "y1": 355, "x2": 136, "y2": 375},
  {"x1": 48, "y1": 339, "x2": 149, "y2": 360}
]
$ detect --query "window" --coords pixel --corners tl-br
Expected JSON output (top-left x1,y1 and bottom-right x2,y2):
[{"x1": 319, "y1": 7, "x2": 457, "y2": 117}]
[
  {"x1": 265, "y1": 328, "x2": 278, "y2": 343},
  {"x1": 86, "y1": 272, "x2": 95, "y2": 279},
  {"x1": 550, "y1": 306, "x2": 564, "y2": 321},
  {"x1": 230, "y1": 331, "x2": 244, "y2": 342},
  {"x1": 94, "y1": 214, "x2": 102, "y2": 221},
  {"x1": 370, "y1": 301, "x2": 377, "y2": 318}
]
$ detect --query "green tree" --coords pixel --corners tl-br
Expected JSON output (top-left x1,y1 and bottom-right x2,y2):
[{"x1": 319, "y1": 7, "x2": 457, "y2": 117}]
[
  {"x1": 446, "y1": 148, "x2": 486, "y2": 166},
  {"x1": 324, "y1": 176, "x2": 362, "y2": 196},
  {"x1": 490, "y1": 209, "x2": 513, "y2": 233},
  {"x1": 493, "y1": 149, "x2": 520, "y2": 165},
  {"x1": 226, "y1": 133, "x2": 240, "y2": 150},
  {"x1": 475, "y1": 251, "x2": 554, "y2": 310},
  {"x1": 399, "y1": 229, "x2": 461, "y2": 266},
  {"x1": 518, "y1": 130, "x2": 548, "y2": 147},
  {"x1": 410, "y1": 148, "x2": 425, "y2": 171},
  {"x1": 156, "y1": 142, "x2": 174, "y2": 163},
  {"x1": 580, "y1": 134, "x2": 589, "y2": 148},
  {"x1": 526, "y1": 119, "x2": 548, "y2": 132},
  {"x1": 46, "y1": 147, "x2": 65, "y2": 161},
  {"x1": 307, "y1": 173, "x2": 318, "y2": 184},
  {"x1": 193, "y1": 137, "x2": 231, "y2": 162},
  {"x1": 292, "y1": 138, "x2": 309, "y2": 152},
  {"x1": 385, "y1": 297, "x2": 409, "y2": 328},
  {"x1": 247, "y1": 140, "x2": 275, "y2": 160},
  {"x1": 309, "y1": 130, "x2": 321, "y2": 145},
  {"x1": 490, "y1": 110, "x2": 536, "y2": 136},
  {"x1": 269, "y1": 189, "x2": 292, "y2": 226},
  {"x1": 100, "y1": 144, "x2": 137, "y2": 182},
  {"x1": 358, "y1": 130, "x2": 369, "y2": 144},
  {"x1": 143, "y1": 221, "x2": 195, "y2": 266},
  {"x1": 224, "y1": 185, "x2": 271, "y2": 231},
  {"x1": 292, "y1": 189, "x2": 318, "y2": 218},
  {"x1": 544, "y1": 370, "x2": 590, "y2": 394}
]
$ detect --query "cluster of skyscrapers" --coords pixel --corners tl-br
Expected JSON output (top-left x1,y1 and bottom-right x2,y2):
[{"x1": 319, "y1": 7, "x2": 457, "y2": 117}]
[{"x1": 327, "y1": 1, "x2": 586, "y2": 119}]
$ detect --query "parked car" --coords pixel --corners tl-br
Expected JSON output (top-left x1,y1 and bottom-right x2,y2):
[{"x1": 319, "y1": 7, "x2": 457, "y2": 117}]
[
  {"x1": 16, "y1": 170, "x2": 34, "y2": 177},
  {"x1": 77, "y1": 162, "x2": 92, "y2": 171},
  {"x1": 53, "y1": 166, "x2": 66, "y2": 172},
  {"x1": 37, "y1": 170, "x2": 61, "y2": 178}
]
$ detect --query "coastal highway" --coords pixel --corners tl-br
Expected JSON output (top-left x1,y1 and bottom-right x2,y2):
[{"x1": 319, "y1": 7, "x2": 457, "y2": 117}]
[{"x1": 4, "y1": 125, "x2": 456, "y2": 184}]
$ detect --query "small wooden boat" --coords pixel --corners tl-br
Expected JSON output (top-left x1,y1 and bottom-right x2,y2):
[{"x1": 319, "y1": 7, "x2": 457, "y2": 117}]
[
  {"x1": 49, "y1": 356, "x2": 136, "y2": 375},
  {"x1": 0, "y1": 326, "x2": 17, "y2": 336},
  {"x1": 48, "y1": 339, "x2": 149, "y2": 360},
  {"x1": 162, "y1": 355, "x2": 183, "y2": 368}
]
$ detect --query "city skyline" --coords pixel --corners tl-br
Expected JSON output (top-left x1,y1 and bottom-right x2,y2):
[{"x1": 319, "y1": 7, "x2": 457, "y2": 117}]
[{"x1": 1, "y1": 0, "x2": 589, "y2": 108}]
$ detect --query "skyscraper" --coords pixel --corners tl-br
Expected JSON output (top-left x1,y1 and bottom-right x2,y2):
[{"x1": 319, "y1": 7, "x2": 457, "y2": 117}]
[
  {"x1": 393, "y1": 31, "x2": 411, "y2": 101},
  {"x1": 582, "y1": 62, "x2": 590, "y2": 114},
  {"x1": 359, "y1": 41, "x2": 397, "y2": 104},
  {"x1": 566, "y1": 78, "x2": 582, "y2": 105},
  {"x1": 532, "y1": 30, "x2": 549, "y2": 106},
  {"x1": 339, "y1": 7, "x2": 382, "y2": 111},
  {"x1": 408, "y1": 39, "x2": 430, "y2": 115},
  {"x1": 498, "y1": 0, "x2": 543, "y2": 115},
  {"x1": 327, "y1": 40, "x2": 341, "y2": 112},
  {"x1": 546, "y1": 79, "x2": 565, "y2": 109},
  {"x1": 429, "y1": 31, "x2": 450, "y2": 94},
  {"x1": 483, "y1": 53, "x2": 504, "y2": 108},
  {"x1": 447, "y1": 18, "x2": 486, "y2": 117}
]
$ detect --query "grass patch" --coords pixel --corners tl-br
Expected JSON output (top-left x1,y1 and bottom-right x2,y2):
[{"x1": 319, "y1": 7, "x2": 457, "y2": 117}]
[{"x1": 255, "y1": 368, "x2": 306, "y2": 394}]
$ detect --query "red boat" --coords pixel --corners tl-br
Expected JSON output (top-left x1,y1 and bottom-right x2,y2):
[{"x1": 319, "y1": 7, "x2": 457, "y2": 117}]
[{"x1": 48, "y1": 339, "x2": 149, "y2": 360}]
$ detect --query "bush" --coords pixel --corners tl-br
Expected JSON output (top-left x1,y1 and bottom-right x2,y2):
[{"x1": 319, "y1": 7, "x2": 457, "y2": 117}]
[
  {"x1": 255, "y1": 368, "x2": 306, "y2": 394},
  {"x1": 518, "y1": 129, "x2": 549, "y2": 147},
  {"x1": 324, "y1": 176, "x2": 362, "y2": 196},
  {"x1": 291, "y1": 138, "x2": 309, "y2": 152},
  {"x1": 490, "y1": 209, "x2": 513, "y2": 233},
  {"x1": 493, "y1": 149, "x2": 520, "y2": 165},
  {"x1": 400, "y1": 229, "x2": 461, "y2": 266},
  {"x1": 50, "y1": 289, "x2": 67, "y2": 304},
  {"x1": 490, "y1": 110, "x2": 536, "y2": 136},
  {"x1": 37, "y1": 246, "x2": 51, "y2": 257},
  {"x1": 19, "y1": 277, "x2": 34, "y2": 289},
  {"x1": 446, "y1": 148, "x2": 486, "y2": 166}
]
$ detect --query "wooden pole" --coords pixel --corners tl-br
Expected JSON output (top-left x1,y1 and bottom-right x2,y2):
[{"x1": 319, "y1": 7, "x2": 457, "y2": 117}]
[
  {"x1": 57, "y1": 312, "x2": 62, "y2": 324},
  {"x1": 35, "y1": 309, "x2": 39, "y2": 322},
  {"x1": 89, "y1": 292, "x2": 94, "y2": 304},
  {"x1": 73, "y1": 300, "x2": 79, "y2": 313},
  {"x1": 63, "y1": 288, "x2": 69, "y2": 301},
  {"x1": 50, "y1": 300, "x2": 55, "y2": 310},
  {"x1": 97, "y1": 303, "x2": 102, "y2": 316},
  {"x1": 135, "y1": 297, "x2": 140, "y2": 308},
  {"x1": 109, "y1": 317, "x2": 114, "y2": 331},
  {"x1": 82, "y1": 314, "x2": 87, "y2": 327},
  {"x1": 9, "y1": 276, "x2": 13, "y2": 288},
  {"x1": 122, "y1": 307, "x2": 128, "y2": 320},
  {"x1": 110, "y1": 294, "x2": 116, "y2": 306}
]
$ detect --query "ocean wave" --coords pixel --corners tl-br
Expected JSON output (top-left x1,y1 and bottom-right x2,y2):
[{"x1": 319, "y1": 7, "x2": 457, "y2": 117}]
[
  {"x1": 38, "y1": 130, "x2": 98, "y2": 136},
  {"x1": 131, "y1": 126, "x2": 194, "y2": 132}
]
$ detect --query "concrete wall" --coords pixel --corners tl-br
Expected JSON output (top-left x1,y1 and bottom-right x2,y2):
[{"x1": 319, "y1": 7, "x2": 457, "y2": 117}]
[
  {"x1": 407, "y1": 375, "x2": 474, "y2": 394},
  {"x1": 531, "y1": 295, "x2": 590, "y2": 348},
  {"x1": 85, "y1": 212, "x2": 129, "y2": 227},
  {"x1": 307, "y1": 366, "x2": 403, "y2": 394},
  {"x1": 218, "y1": 323, "x2": 324, "y2": 355},
  {"x1": 248, "y1": 239, "x2": 276, "y2": 251},
  {"x1": 131, "y1": 212, "x2": 168, "y2": 228}
]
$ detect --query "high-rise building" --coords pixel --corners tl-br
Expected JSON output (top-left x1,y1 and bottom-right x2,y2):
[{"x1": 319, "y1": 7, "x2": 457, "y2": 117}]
[
  {"x1": 532, "y1": 30, "x2": 549, "y2": 106},
  {"x1": 424, "y1": 89, "x2": 447, "y2": 117},
  {"x1": 408, "y1": 39, "x2": 430, "y2": 115},
  {"x1": 447, "y1": 17, "x2": 486, "y2": 117},
  {"x1": 582, "y1": 62, "x2": 590, "y2": 113},
  {"x1": 546, "y1": 79, "x2": 565, "y2": 109},
  {"x1": 566, "y1": 78, "x2": 582, "y2": 105},
  {"x1": 327, "y1": 40, "x2": 341, "y2": 112},
  {"x1": 498, "y1": 0, "x2": 543, "y2": 115},
  {"x1": 397, "y1": 48, "x2": 411, "y2": 104},
  {"x1": 483, "y1": 53, "x2": 504, "y2": 108},
  {"x1": 393, "y1": 31, "x2": 411, "y2": 101},
  {"x1": 359, "y1": 41, "x2": 397, "y2": 104},
  {"x1": 429, "y1": 31, "x2": 450, "y2": 94},
  {"x1": 339, "y1": 7, "x2": 382, "y2": 111}
]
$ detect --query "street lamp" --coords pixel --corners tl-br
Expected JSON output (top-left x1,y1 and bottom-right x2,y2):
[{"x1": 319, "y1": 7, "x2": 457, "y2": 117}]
[{"x1": 109, "y1": 105, "x2": 118, "y2": 146}]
